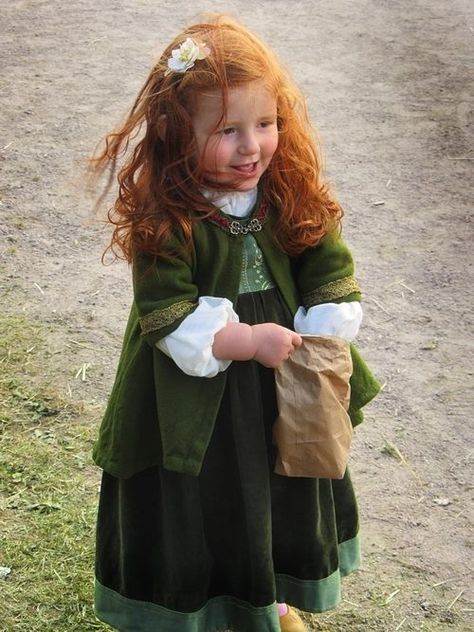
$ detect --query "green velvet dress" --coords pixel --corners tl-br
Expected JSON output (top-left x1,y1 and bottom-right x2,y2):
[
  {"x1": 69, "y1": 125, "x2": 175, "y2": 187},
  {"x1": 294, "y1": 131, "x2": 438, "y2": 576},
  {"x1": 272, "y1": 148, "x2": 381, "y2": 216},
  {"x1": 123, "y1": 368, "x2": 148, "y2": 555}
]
[{"x1": 94, "y1": 208, "x2": 378, "y2": 632}]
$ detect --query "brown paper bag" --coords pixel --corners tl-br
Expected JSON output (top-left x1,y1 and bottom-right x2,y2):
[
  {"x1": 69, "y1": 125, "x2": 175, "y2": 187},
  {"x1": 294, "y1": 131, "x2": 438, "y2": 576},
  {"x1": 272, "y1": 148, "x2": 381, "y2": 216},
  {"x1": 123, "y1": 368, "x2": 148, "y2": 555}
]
[{"x1": 273, "y1": 335, "x2": 353, "y2": 478}]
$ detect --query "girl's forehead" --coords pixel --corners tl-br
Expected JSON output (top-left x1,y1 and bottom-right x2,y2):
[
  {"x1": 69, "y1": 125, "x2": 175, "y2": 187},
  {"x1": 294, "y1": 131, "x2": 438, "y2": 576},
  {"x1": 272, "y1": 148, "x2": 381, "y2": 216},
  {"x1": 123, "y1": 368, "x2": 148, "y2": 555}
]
[{"x1": 194, "y1": 81, "x2": 277, "y2": 121}]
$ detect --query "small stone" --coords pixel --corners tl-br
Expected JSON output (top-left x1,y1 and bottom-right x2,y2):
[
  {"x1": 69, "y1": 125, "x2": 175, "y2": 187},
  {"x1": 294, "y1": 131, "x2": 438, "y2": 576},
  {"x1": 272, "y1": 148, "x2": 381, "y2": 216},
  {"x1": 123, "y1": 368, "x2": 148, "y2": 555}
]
[
  {"x1": 433, "y1": 498, "x2": 451, "y2": 506},
  {"x1": 0, "y1": 566, "x2": 12, "y2": 580}
]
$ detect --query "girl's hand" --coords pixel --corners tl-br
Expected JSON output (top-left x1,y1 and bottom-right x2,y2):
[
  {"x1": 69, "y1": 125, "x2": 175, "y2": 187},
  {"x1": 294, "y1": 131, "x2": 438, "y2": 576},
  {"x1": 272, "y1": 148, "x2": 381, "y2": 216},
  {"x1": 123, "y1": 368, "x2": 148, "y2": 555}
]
[
  {"x1": 251, "y1": 323, "x2": 302, "y2": 368},
  {"x1": 212, "y1": 322, "x2": 302, "y2": 367}
]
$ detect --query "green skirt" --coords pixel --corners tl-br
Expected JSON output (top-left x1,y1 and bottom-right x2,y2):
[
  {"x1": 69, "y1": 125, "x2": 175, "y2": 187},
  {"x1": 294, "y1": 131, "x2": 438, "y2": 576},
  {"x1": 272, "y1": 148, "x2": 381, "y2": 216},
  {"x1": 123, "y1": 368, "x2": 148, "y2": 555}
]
[{"x1": 95, "y1": 288, "x2": 360, "y2": 632}]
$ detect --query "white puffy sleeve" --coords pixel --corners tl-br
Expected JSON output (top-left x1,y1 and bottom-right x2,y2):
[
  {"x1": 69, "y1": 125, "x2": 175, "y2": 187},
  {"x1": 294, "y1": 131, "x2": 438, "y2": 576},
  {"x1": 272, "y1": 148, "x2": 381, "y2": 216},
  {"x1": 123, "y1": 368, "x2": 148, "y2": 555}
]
[
  {"x1": 294, "y1": 302, "x2": 363, "y2": 341},
  {"x1": 156, "y1": 296, "x2": 239, "y2": 378}
]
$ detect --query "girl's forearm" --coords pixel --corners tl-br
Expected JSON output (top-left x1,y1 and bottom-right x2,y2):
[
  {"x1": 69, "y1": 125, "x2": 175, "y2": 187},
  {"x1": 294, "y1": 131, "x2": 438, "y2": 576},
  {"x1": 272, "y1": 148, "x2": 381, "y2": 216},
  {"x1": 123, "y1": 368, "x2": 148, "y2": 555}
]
[
  {"x1": 213, "y1": 322, "x2": 302, "y2": 368},
  {"x1": 212, "y1": 322, "x2": 257, "y2": 361}
]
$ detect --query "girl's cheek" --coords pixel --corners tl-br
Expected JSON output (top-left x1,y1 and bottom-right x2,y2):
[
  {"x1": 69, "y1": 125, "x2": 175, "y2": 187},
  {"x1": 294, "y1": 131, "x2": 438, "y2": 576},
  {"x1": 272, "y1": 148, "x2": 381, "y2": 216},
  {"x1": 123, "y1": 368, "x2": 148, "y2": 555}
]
[
  {"x1": 270, "y1": 132, "x2": 279, "y2": 153},
  {"x1": 213, "y1": 140, "x2": 231, "y2": 164},
  {"x1": 206, "y1": 137, "x2": 224, "y2": 159}
]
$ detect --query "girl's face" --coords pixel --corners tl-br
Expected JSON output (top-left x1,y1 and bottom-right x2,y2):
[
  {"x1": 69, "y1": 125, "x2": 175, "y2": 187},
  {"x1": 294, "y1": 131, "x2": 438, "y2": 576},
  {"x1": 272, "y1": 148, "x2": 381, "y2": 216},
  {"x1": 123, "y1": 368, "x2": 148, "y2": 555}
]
[{"x1": 192, "y1": 81, "x2": 279, "y2": 192}]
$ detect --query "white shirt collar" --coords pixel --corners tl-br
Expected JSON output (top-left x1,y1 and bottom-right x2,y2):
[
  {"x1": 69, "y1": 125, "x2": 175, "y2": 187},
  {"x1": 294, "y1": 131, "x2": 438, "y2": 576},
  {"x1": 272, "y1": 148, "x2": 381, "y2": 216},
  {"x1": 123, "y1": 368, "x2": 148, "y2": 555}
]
[{"x1": 202, "y1": 187, "x2": 258, "y2": 218}]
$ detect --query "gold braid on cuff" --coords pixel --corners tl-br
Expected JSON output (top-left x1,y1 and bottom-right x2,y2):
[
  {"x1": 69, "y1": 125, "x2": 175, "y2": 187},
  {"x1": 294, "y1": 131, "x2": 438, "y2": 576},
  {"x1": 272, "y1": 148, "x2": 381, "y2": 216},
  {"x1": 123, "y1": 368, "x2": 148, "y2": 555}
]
[
  {"x1": 303, "y1": 276, "x2": 361, "y2": 308},
  {"x1": 139, "y1": 300, "x2": 196, "y2": 335}
]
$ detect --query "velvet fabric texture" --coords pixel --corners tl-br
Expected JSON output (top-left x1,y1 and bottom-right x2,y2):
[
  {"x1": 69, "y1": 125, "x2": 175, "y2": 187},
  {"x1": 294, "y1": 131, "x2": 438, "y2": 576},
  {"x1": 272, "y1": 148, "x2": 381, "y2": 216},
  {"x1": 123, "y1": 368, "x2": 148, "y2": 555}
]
[
  {"x1": 93, "y1": 202, "x2": 380, "y2": 479},
  {"x1": 95, "y1": 289, "x2": 361, "y2": 632}
]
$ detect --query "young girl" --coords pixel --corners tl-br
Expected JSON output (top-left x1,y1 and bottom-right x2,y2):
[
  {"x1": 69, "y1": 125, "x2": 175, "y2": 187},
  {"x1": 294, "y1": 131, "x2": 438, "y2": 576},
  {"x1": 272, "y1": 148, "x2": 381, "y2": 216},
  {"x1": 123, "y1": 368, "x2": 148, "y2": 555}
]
[{"x1": 90, "y1": 15, "x2": 379, "y2": 632}]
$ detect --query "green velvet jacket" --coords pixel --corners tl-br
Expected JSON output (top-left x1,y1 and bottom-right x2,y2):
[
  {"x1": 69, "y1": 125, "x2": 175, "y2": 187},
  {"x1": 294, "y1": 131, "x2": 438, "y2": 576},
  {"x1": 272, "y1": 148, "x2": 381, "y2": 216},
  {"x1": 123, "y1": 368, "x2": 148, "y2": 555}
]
[{"x1": 93, "y1": 203, "x2": 380, "y2": 478}]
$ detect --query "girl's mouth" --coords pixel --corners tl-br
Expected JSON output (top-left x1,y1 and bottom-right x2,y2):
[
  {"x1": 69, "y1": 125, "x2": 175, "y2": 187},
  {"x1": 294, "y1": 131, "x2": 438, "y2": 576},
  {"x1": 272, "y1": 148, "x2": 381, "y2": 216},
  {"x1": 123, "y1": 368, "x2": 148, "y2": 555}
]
[{"x1": 231, "y1": 162, "x2": 258, "y2": 176}]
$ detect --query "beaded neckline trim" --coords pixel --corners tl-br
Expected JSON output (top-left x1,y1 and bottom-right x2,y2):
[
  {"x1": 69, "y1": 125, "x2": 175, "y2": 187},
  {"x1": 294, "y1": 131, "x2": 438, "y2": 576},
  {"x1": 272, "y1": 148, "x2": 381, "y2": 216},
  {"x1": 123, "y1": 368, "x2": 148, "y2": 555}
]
[{"x1": 207, "y1": 200, "x2": 269, "y2": 235}]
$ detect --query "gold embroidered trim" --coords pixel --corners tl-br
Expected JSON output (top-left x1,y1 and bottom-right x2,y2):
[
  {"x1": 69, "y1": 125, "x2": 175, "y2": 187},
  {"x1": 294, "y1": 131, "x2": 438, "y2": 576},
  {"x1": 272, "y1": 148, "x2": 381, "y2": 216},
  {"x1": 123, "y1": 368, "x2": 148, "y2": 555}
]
[
  {"x1": 139, "y1": 300, "x2": 196, "y2": 335},
  {"x1": 303, "y1": 276, "x2": 361, "y2": 308}
]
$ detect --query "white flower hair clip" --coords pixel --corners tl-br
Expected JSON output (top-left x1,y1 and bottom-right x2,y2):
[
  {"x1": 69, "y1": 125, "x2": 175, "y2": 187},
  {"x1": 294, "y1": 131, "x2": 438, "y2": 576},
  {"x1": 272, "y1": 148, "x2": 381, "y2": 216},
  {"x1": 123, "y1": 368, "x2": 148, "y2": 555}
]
[{"x1": 165, "y1": 38, "x2": 210, "y2": 76}]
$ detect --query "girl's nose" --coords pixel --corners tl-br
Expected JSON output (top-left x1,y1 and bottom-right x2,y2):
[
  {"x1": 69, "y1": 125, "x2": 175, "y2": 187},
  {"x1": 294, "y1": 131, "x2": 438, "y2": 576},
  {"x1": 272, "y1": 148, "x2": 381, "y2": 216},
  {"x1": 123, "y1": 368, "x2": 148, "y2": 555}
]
[{"x1": 238, "y1": 132, "x2": 259, "y2": 155}]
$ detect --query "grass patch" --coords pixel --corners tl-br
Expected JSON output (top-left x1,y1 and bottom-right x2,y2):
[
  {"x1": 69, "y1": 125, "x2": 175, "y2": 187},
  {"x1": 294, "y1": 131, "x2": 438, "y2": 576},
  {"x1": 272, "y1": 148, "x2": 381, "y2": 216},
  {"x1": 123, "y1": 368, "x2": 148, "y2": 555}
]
[
  {"x1": 1, "y1": 315, "x2": 470, "y2": 632},
  {"x1": 0, "y1": 315, "x2": 111, "y2": 631}
]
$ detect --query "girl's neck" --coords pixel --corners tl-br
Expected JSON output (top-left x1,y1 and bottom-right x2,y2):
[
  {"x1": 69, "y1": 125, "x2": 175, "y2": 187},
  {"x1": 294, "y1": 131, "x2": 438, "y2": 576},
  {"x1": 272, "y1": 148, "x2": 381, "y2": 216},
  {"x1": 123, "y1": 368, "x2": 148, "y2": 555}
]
[{"x1": 202, "y1": 187, "x2": 258, "y2": 218}]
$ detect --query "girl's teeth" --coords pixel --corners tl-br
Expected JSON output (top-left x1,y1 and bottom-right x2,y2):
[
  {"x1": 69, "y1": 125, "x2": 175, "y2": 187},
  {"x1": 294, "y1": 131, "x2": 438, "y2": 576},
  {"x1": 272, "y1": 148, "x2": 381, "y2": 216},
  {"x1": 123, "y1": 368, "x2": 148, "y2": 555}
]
[{"x1": 235, "y1": 163, "x2": 254, "y2": 172}]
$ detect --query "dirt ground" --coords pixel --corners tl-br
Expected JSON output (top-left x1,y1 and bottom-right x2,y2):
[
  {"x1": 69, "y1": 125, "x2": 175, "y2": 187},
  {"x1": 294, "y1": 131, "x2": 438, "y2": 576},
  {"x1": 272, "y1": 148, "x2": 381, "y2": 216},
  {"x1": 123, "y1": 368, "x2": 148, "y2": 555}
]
[{"x1": 1, "y1": 0, "x2": 473, "y2": 630}]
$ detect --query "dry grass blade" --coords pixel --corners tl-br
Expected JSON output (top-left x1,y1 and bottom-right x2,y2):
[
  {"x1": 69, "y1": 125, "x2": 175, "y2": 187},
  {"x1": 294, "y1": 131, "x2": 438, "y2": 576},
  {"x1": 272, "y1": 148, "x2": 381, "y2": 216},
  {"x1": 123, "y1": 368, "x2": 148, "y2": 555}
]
[
  {"x1": 433, "y1": 576, "x2": 461, "y2": 587},
  {"x1": 447, "y1": 590, "x2": 464, "y2": 610},
  {"x1": 384, "y1": 588, "x2": 400, "y2": 605},
  {"x1": 74, "y1": 362, "x2": 91, "y2": 381},
  {"x1": 399, "y1": 281, "x2": 415, "y2": 294},
  {"x1": 381, "y1": 440, "x2": 426, "y2": 485},
  {"x1": 368, "y1": 296, "x2": 391, "y2": 315},
  {"x1": 381, "y1": 441, "x2": 407, "y2": 465}
]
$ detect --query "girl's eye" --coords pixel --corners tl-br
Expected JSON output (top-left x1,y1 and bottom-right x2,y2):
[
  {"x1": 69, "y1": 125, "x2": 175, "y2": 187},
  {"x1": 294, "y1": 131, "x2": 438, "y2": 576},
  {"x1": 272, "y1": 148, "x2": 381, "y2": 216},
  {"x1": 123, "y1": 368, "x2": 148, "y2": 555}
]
[
  {"x1": 259, "y1": 120, "x2": 275, "y2": 128},
  {"x1": 222, "y1": 127, "x2": 236, "y2": 135}
]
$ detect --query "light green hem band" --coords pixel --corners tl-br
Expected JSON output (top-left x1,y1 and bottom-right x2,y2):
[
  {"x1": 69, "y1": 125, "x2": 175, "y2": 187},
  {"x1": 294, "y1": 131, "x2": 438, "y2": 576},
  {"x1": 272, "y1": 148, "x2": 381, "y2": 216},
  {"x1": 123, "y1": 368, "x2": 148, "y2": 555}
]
[
  {"x1": 339, "y1": 534, "x2": 361, "y2": 577},
  {"x1": 276, "y1": 535, "x2": 361, "y2": 612},
  {"x1": 95, "y1": 536, "x2": 360, "y2": 631},
  {"x1": 95, "y1": 583, "x2": 280, "y2": 632}
]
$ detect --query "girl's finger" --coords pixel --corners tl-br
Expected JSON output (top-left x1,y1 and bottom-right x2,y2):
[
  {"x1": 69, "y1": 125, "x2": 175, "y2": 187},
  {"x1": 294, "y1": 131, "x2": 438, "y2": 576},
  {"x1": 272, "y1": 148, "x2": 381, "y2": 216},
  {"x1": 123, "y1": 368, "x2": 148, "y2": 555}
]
[{"x1": 292, "y1": 333, "x2": 303, "y2": 347}]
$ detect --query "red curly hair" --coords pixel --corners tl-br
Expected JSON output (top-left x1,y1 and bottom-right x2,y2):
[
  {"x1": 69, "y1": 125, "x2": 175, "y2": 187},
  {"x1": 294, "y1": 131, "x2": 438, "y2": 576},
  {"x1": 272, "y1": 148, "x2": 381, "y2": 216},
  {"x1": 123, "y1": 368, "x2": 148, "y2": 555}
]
[{"x1": 89, "y1": 14, "x2": 343, "y2": 261}]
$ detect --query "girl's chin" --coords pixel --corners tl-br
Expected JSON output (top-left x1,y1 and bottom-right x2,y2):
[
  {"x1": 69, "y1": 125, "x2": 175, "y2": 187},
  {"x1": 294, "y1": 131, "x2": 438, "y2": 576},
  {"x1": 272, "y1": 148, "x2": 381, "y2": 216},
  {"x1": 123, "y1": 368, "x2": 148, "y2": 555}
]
[
  {"x1": 232, "y1": 181, "x2": 260, "y2": 192},
  {"x1": 204, "y1": 173, "x2": 262, "y2": 192}
]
